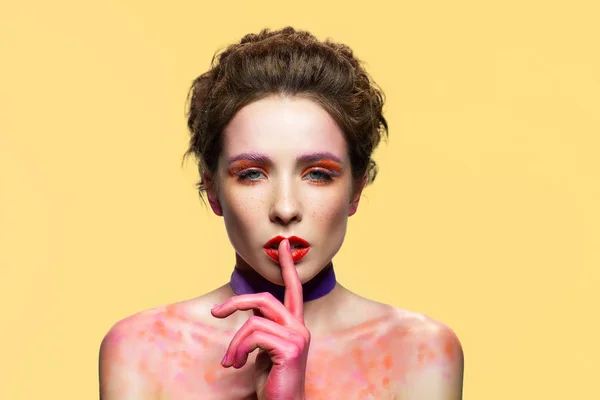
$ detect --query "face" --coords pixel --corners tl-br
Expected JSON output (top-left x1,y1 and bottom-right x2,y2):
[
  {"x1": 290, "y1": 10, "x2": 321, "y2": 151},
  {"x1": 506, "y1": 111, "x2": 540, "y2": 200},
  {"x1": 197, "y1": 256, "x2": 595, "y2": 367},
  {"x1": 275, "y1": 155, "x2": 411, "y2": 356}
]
[{"x1": 204, "y1": 95, "x2": 366, "y2": 285}]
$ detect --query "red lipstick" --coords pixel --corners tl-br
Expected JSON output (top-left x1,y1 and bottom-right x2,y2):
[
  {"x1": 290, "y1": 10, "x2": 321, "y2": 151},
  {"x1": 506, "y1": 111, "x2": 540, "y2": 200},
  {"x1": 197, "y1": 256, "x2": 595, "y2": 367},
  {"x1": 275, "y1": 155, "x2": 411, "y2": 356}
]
[{"x1": 263, "y1": 235, "x2": 311, "y2": 263}]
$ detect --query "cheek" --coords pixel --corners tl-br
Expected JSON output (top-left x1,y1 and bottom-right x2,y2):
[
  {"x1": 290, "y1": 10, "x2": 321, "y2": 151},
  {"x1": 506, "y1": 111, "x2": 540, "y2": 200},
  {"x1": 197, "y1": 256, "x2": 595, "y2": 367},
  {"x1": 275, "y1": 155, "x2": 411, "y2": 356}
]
[
  {"x1": 310, "y1": 192, "x2": 350, "y2": 250},
  {"x1": 221, "y1": 191, "x2": 266, "y2": 243},
  {"x1": 313, "y1": 206, "x2": 347, "y2": 231},
  {"x1": 310, "y1": 189, "x2": 350, "y2": 223},
  {"x1": 314, "y1": 201, "x2": 349, "y2": 264}
]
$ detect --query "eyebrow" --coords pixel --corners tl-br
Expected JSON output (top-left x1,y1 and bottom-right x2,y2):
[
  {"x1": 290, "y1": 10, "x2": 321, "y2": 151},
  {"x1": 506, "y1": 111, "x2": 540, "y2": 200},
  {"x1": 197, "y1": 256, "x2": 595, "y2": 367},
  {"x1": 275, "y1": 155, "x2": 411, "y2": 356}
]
[{"x1": 227, "y1": 152, "x2": 342, "y2": 165}]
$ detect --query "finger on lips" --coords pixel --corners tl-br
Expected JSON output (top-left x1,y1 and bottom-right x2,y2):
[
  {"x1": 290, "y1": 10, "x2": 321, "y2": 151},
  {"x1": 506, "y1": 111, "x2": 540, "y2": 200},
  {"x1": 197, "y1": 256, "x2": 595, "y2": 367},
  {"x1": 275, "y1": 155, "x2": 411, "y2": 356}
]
[
  {"x1": 212, "y1": 237, "x2": 310, "y2": 370},
  {"x1": 278, "y1": 239, "x2": 304, "y2": 322}
]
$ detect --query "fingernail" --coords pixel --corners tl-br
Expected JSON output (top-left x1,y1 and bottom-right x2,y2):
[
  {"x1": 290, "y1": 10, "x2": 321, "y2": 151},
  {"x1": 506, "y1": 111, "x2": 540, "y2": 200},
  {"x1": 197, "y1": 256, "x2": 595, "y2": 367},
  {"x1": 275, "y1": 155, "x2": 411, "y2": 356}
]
[
  {"x1": 211, "y1": 304, "x2": 222, "y2": 312},
  {"x1": 221, "y1": 353, "x2": 228, "y2": 366},
  {"x1": 285, "y1": 239, "x2": 290, "y2": 251}
]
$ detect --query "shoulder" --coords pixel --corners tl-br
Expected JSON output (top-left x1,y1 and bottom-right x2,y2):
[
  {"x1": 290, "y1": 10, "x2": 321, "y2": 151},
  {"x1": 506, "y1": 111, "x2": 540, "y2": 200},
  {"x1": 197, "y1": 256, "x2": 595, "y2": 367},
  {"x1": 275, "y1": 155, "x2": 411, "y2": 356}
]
[
  {"x1": 390, "y1": 308, "x2": 462, "y2": 352},
  {"x1": 385, "y1": 308, "x2": 464, "y2": 399},
  {"x1": 99, "y1": 298, "x2": 229, "y2": 399},
  {"x1": 99, "y1": 306, "x2": 164, "y2": 399}
]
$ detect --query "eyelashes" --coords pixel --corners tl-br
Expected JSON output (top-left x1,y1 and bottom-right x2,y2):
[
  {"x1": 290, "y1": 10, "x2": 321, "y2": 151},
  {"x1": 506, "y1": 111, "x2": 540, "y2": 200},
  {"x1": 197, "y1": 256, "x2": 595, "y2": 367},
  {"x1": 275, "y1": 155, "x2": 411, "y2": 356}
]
[{"x1": 233, "y1": 168, "x2": 339, "y2": 184}]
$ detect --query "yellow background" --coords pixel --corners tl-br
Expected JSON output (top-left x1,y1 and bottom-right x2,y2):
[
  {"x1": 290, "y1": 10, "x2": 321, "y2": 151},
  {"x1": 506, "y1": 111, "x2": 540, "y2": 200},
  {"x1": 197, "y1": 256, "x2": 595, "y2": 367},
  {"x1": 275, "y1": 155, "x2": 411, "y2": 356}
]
[{"x1": 1, "y1": 0, "x2": 598, "y2": 398}]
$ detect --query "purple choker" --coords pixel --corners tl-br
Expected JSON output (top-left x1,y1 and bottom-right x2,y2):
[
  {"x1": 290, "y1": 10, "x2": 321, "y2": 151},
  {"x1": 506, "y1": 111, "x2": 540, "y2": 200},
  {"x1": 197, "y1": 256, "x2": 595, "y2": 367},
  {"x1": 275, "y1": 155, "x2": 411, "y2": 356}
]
[{"x1": 229, "y1": 262, "x2": 337, "y2": 304}]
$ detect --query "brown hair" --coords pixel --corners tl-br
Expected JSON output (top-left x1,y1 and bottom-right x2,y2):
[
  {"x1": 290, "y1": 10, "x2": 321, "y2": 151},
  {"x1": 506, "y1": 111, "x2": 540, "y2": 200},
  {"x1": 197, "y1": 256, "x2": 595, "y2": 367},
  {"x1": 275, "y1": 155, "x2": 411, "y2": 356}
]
[{"x1": 183, "y1": 26, "x2": 388, "y2": 203}]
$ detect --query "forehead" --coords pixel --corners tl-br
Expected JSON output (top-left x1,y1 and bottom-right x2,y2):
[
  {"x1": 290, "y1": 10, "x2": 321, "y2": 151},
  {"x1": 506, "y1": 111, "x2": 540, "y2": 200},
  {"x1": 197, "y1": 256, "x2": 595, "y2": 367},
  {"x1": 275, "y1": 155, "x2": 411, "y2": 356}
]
[{"x1": 221, "y1": 96, "x2": 348, "y2": 162}]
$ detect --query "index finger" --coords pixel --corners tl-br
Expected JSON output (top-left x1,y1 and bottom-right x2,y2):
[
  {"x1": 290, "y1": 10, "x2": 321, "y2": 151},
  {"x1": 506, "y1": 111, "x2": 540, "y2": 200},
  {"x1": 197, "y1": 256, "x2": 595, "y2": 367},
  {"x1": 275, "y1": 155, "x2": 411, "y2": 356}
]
[{"x1": 278, "y1": 239, "x2": 304, "y2": 323}]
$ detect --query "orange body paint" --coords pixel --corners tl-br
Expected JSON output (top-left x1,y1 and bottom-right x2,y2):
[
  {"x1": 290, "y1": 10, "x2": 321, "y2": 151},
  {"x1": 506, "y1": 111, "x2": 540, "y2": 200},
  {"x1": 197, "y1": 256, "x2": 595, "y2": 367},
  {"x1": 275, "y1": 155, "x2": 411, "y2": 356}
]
[
  {"x1": 100, "y1": 303, "x2": 460, "y2": 399},
  {"x1": 100, "y1": 239, "x2": 461, "y2": 399}
]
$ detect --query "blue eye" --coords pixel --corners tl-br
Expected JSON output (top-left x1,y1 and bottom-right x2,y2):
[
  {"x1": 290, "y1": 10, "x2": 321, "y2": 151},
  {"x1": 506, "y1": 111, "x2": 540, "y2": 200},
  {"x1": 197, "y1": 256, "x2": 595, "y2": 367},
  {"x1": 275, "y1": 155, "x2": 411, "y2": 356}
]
[
  {"x1": 306, "y1": 170, "x2": 334, "y2": 182},
  {"x1": 235, "y1": 169, "x2": 336, "y2": 184},
  {"x1": 237, "y1": 170, "x2": 265, "y2": 181}
]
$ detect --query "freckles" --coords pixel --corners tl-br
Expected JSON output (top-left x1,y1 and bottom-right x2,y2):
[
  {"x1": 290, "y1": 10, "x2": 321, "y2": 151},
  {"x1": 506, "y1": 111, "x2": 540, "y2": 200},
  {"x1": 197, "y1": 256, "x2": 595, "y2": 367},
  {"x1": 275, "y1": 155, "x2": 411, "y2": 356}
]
[
  {"x1": 311, "y1": 203, "x2": 344, "y2": 225},
  {"x1": 235, "y1": 192, "x2": 265, "y2": 213},
  {"x1": 231, "y1": 194, "x2": 246, "y2": 209}
]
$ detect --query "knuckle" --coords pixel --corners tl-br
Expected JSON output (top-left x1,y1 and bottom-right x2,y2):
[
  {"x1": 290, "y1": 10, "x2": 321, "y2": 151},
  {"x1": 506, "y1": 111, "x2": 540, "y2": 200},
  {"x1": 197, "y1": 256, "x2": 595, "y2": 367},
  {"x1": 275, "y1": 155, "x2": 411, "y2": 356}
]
[
  {"x1": 289, "y1": 331, "x2": 308, "y2": 348},
  {"x1": 287, "y1": 330, "x2": 301, "y2": 342},
  {"x1": 286, "y1": 342, "x2": 303, "y2": 358},
  {"x1": 252, "y1": 330, "x2": 266, "y2": 341},
  {"x1": 259, "y1": 292, "x2": 276, "y2": 301},
  {"x1": 298, "y1": 326, "x2": 311, "y2": 340}
]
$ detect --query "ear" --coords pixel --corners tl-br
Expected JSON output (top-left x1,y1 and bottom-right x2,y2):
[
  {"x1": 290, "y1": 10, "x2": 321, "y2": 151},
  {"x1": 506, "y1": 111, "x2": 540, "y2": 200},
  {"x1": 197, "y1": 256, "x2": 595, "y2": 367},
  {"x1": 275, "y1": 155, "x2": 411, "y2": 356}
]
[
  {"x1": 348, "y1": 175, "x2": 368, "y2": 216},
  {"x1": 202, "y1": 172, "x2": 223, "y2": 216}
]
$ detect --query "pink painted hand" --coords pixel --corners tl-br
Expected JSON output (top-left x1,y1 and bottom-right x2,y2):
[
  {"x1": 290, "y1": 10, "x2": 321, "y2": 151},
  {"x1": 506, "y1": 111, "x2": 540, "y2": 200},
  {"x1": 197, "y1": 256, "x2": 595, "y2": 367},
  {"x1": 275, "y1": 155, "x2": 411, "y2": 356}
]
[{"x1": 211, "y1": 238, "x2": 311, "y2": 400}]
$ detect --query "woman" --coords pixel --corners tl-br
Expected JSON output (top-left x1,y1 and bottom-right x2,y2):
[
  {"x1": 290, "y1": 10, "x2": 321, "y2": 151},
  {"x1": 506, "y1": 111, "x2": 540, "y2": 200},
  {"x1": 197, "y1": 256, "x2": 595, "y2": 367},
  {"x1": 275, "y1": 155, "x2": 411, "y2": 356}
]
[{"x1": 99, "y1": 27, "x2": 464, "y2": 400}]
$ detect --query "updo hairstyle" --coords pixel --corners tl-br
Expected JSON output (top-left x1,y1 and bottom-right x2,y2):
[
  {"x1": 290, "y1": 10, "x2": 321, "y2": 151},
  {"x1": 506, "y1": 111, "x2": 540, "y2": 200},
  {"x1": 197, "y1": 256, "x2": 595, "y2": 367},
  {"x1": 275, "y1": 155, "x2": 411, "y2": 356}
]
[{"x1": 183, "y1": 26, "x2": 388, "y2": 203}]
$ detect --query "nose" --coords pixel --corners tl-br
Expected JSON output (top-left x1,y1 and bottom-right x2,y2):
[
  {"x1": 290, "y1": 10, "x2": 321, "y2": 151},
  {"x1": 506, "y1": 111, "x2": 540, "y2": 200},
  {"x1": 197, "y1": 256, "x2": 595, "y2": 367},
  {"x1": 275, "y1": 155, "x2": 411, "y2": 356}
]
[{"x1": 268, "y1": 179, "x2": 302, "y2": 226}]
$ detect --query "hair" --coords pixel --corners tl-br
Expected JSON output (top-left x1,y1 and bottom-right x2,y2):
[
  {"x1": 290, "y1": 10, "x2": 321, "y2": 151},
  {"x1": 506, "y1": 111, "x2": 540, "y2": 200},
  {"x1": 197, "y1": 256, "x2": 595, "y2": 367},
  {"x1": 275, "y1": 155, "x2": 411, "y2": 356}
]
[{"x1": 182, "y1": 26, "x2": 388, "y2": 204}]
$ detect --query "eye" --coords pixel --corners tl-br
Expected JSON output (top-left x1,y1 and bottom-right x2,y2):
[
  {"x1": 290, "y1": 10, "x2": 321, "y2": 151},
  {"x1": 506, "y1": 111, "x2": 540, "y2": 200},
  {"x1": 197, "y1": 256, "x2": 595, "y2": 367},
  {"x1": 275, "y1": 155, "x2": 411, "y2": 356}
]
[
  {"x1": 236, "y1": 169, "x2": 265, "y2": 182},
  {"x1": 304, "y1": 169, "x2": 335, "y2": 183},
  {"x1": 234, "y1": 168, "x2": 337, "y2": 184}
]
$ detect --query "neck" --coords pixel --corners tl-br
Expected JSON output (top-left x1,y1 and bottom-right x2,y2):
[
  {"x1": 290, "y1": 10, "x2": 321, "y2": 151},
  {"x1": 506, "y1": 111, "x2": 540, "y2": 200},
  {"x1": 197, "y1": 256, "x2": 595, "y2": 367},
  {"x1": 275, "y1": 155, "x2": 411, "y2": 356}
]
[{"x1": 229, "y1": 262, "x2": 337, "y2": 304}]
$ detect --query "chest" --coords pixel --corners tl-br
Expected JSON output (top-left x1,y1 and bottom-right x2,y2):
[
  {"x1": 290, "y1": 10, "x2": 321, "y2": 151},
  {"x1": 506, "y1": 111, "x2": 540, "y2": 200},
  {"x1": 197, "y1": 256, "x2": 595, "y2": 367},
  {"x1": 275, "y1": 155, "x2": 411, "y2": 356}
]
[{"x1": 151, "y1": 336, "x2": 398, "y2": 400}]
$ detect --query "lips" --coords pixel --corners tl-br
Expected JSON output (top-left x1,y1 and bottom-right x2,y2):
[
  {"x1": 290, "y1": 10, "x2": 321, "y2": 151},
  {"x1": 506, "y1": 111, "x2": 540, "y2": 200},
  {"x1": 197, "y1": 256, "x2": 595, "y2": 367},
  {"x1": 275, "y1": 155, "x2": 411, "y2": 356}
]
[
  {"x1": 263, "y1": 235, "x2": 310, "y2": 250},
  {"x1": 263, "y1": 235, "x2": 311, "y2": 262}
]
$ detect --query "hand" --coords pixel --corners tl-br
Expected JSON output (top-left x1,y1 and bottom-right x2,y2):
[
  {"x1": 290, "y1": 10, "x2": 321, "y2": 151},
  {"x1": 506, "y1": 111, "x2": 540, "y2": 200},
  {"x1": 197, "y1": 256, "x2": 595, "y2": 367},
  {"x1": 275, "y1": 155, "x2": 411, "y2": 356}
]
[{"x1": 211, "y1": 238, "x2": 310, "y2": 400}]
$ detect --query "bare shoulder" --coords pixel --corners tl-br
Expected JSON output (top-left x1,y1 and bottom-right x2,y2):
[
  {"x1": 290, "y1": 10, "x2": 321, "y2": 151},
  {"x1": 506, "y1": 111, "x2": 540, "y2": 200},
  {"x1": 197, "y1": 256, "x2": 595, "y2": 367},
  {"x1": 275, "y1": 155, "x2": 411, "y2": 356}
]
[
  {"x1": 388, "y1": 307, "x2": 462, "y2": 347},
  {"x1": 339, "y1": 296, "x2": 462, "y2": 352},
  {"x1": 99, "y1": 294, "x2": 244, "y2": 399},
  {"x1": 99, "y1": 306, "x2": 164, "y2": 399},
  {"x1": 384, "y1": 307, "x2": 464, "y2": 399}
]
